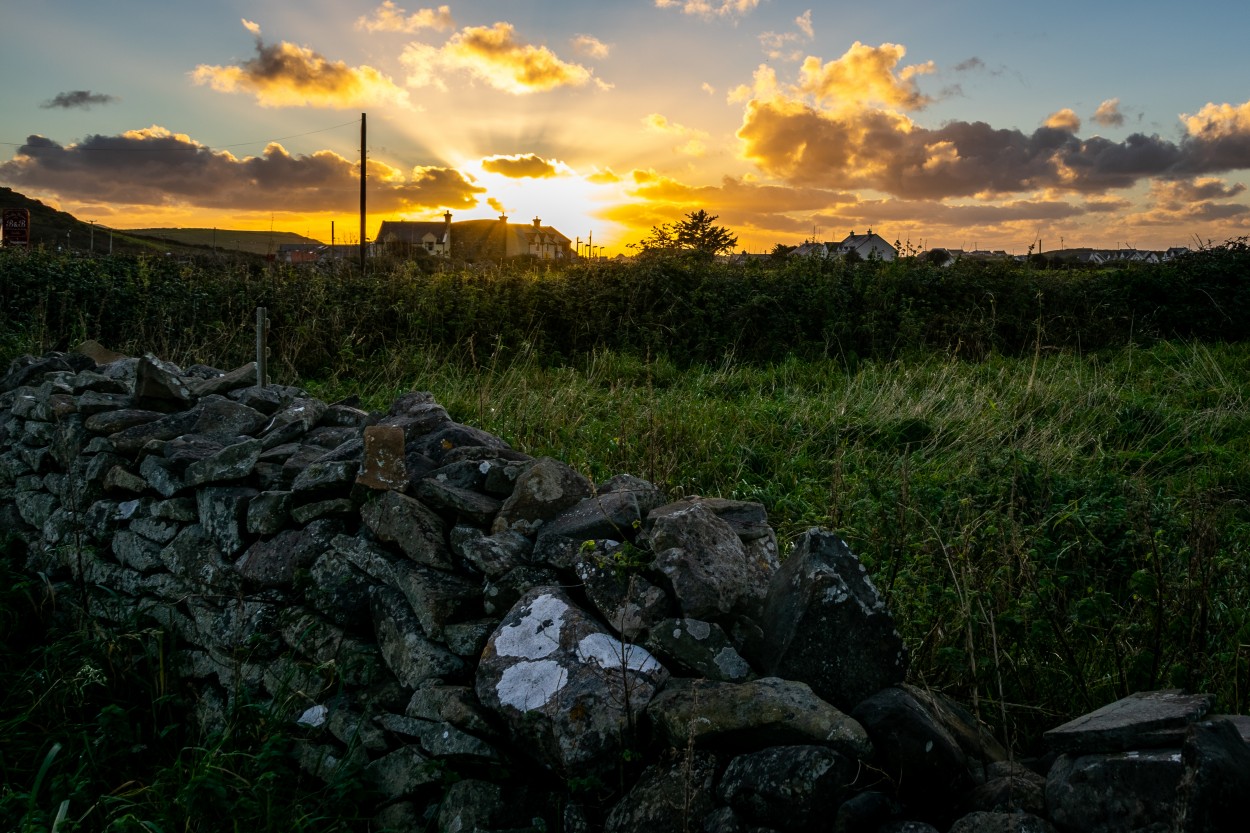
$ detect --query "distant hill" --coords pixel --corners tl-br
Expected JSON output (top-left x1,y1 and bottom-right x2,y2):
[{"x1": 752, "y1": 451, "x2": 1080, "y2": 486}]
[
  {"x1": 0, "y1": 185, "x2": 122, "y2": 252},
  {"x1": 0, "y1": 186, "x2": 319, "y2": 257},
  {"x1": 126, "y1": 228, "x2": 322, "y2": 256}
]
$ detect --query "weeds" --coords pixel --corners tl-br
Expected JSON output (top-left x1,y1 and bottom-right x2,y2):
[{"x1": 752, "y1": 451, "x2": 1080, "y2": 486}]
[{"x1": 0, "y1": 542, "x2": 375, "y2": 832}]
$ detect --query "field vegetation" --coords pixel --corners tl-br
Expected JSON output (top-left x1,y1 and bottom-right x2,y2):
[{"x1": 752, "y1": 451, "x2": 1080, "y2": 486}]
[{"x1": 2, "y1": 243, "x2": 1248, "y2": 830}]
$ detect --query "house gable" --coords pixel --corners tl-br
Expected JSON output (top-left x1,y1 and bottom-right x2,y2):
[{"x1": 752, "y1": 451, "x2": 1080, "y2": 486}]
[{"x1": 376, "y1": 214, "x2": 452, "y2": 256}]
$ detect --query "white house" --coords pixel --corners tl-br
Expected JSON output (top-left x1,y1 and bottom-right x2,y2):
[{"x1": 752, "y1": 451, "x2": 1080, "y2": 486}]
[
  {"x1": 833, "y1": 230, "x2": 897, "y2": 261},
  {"x1": 789, "y1": 230, "x2": 898, "y2": 261}
]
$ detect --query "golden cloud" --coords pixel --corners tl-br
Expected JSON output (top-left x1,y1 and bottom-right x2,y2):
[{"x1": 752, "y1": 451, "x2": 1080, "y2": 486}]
[
  {"x1": 481, "y1": 154, "x2": 560, "y2": 178},
  {"x1": 401, "y1": 22, "x2": 607, "y2": 94},
  {"x1": 796, "y1": 42, "x2": 934, "y2": 112},
  {"x1": 733, "y1": 41, "x2": 1250, "y2": 201},
  {"x1": 1183, "y1": 100, "x2": 1250, "y2": 139},
  {"x1": 624, "y1": 170, "x2": 855, "y2": 214},
  {"x1": 594, "y1": 152, "x2": 1249, "y2": 251},
  {"x1": 1092, "y1": 98, "x2": 1124, "y2": 128},
  {"x1": 654, "y1": 0, "x2": 762, "y2": 19},
  {"x1": 737, "y1": 96, "x2": 916, "y2": 186},
  {"x1": 572, "y1": 34, "x2": 610, "y2": 59},
  {"x1": 600, "y1": 165, "x2": 1125, "y2": 249},
  {"x1": 586, "y1": 167, "x2": 621, "y2": 184},
  {"x1": 1045, "y1": 109, "x2": 1081, "y2": 133},
  {"x1": 602, "y1": 168, "x2": 840, "y2": 239},
  {"x1": 192, "y1": 21, "x2": 410, "y2": 108},
  {"x1": 403, "y1": 165, "x2": 487, "y2": 208},
  {"x1": 356, "y1": 2, "x2": 454, "y2": 33}
]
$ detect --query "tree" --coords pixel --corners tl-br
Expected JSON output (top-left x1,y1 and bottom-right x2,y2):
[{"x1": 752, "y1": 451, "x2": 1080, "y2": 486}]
[
  {"x1": 770, "y1": 243, "x2": 795, "y2": 263},
  {"x1": 674, "y1": 209, "x2": 738, "y2": 255},
  {"x1": 630, "y1": 209, "x2": 738, "y2": 259}
]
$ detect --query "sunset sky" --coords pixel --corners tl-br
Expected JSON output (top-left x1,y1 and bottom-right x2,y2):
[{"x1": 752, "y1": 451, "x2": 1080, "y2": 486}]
[{"x1": 3, "y1": 0, "x2": 1250, "y2": 254}]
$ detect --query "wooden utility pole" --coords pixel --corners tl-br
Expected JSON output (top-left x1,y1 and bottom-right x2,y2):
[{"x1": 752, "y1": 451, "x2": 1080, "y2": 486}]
[
  {"x1": 360, "y1": 113, "x2": 367, "y2": 274},
  {"x1": 255, "y1": 307, "x2": 269, "y2": 387}
]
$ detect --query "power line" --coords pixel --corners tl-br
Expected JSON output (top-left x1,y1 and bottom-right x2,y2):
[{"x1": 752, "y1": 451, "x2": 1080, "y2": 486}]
[
  {"x1": 0, "y1": 117, "x2": 361, "y2": 151},
  {"x1": 219, "y1": 118, "x2": 362, "y2": 149}
]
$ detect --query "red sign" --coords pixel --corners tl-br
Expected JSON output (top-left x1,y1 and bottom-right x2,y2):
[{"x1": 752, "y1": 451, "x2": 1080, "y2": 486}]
[{"x1": 2, "y1": 208, "x2": 30, "y2": 247}]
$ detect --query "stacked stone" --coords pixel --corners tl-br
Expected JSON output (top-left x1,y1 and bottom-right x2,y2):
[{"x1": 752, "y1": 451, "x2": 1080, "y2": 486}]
[{"x1": 2, "y1": 348, "x2": 1246, "y2": 833}]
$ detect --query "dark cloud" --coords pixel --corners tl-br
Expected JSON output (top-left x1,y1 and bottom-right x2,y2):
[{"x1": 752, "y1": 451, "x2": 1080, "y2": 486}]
[
  {"x1": 1175, "y1": 178, "x2": 1246, "y2": 201},
  {"x1": 738, "y1": 96, "x2": 1250, "y2": 200},
  {"x1": 1133, "y1": 189, "x2": 1250, "y2": 226},
  {"x1": 40, "y1": 90, "x2": 119, "y2": 110},
  {"x1": 1136, "y1": 177, "x2": 1250, "y2": 227},
  {"x1": 0, "y1": 128, "x2": 482, "y2": 212},
  {"x1": 849, "y1": 197, "x2": 1091, "y2": 224},
  {"x1": 953, "y1": 57, "x2": 985, "y2": 73}
]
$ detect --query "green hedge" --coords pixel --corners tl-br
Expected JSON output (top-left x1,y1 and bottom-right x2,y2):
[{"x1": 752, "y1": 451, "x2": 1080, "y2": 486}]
[{"x1": 3, "y1": 242, "x2": 1247, "y2": 375}]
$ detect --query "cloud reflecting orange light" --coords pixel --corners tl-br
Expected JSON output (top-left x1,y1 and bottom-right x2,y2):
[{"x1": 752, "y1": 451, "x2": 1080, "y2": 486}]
[
  {"x1": 191, "y1": 20, "x2": 410, "y2": 109},
  {"x1": 355, "y1": 2, "x2": 455, "y2": 34},
  {"x1": 401, "y1": 22, "x2": 608, "y2": 94}
]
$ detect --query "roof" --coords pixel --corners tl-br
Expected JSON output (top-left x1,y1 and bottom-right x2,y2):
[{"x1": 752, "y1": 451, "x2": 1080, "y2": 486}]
[
  {"x1": 838, "y1": 232, "x2": 895, "y2": 250},
  {"x1": 376, "y1": 220, "x2": 448, "y2": 245},
  {"x1": 375, "y1": 217, "x2": 573, "y2": 260},
  {"x1": 793, "y1": 242, "x2": 829, "y2": 257}
]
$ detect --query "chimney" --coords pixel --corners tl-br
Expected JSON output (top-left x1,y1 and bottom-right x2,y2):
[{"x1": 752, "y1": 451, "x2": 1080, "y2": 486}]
[
  {"x1": 499, "y1": 213, "x2": 508, "y2": 223},
  {"x1": 443, "y1": 211, "x2": 452, "y2": 249},
  {"x1": 533, "y1": 217, "x2": 542, "y2": 229}
]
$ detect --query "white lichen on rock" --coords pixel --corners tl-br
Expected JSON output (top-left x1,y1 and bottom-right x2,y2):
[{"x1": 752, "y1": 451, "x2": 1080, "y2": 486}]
[
  {"x1": 714, "y1": 646, "x2": 751, "y2": 678},
  {"x1": 493, "y1": 593, "x2": 568, "y2": 660},
  {"x1": 682, "y1": 618, "x2": 712, "y2": 640},
  {"x1": 497, "y1": 659, "x2": 569, "y2": 711},
  {"x1": 576, "y1": 632, "x2": 662, "y2": 673}
]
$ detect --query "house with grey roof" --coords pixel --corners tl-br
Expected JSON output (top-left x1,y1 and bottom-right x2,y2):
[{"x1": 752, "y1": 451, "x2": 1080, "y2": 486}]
[
  {"x1": 789, "y1": 230, "x2": 898, "y2": 262},
  {"x1": 376, "y1": 212, "x2": 453, "y2": 257},
  {"x1": 375, "y1": 213, "x2": 573, "y2": 263},
  {"x1": 833, "y1": 230, "x2": 897, "y2": 261}
]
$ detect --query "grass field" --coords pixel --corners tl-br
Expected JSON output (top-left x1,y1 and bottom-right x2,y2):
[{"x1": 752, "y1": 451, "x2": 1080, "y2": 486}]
[
  {"x1": 2, "y1": 246, "x2": 1248, "y2": 830},
  {"x1": 303, "y1": 340, "x2": 1250, "y2": 747}
]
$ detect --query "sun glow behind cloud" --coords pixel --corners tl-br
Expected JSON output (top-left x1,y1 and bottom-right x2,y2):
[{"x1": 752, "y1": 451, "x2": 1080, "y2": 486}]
[{"x1": 439, "y1": 156, "x2": 630, "y2": 252}]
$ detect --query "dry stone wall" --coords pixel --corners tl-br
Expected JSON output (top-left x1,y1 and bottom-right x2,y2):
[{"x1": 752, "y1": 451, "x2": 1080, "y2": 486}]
[{"x1": 1, "y1": 348, "x2": 1246, "y2": 833}]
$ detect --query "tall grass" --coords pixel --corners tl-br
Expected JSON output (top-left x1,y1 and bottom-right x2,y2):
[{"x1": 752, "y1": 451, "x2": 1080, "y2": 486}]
[{"x1": 307, "y1": 339, "x2": 1250, "y2": 748}]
